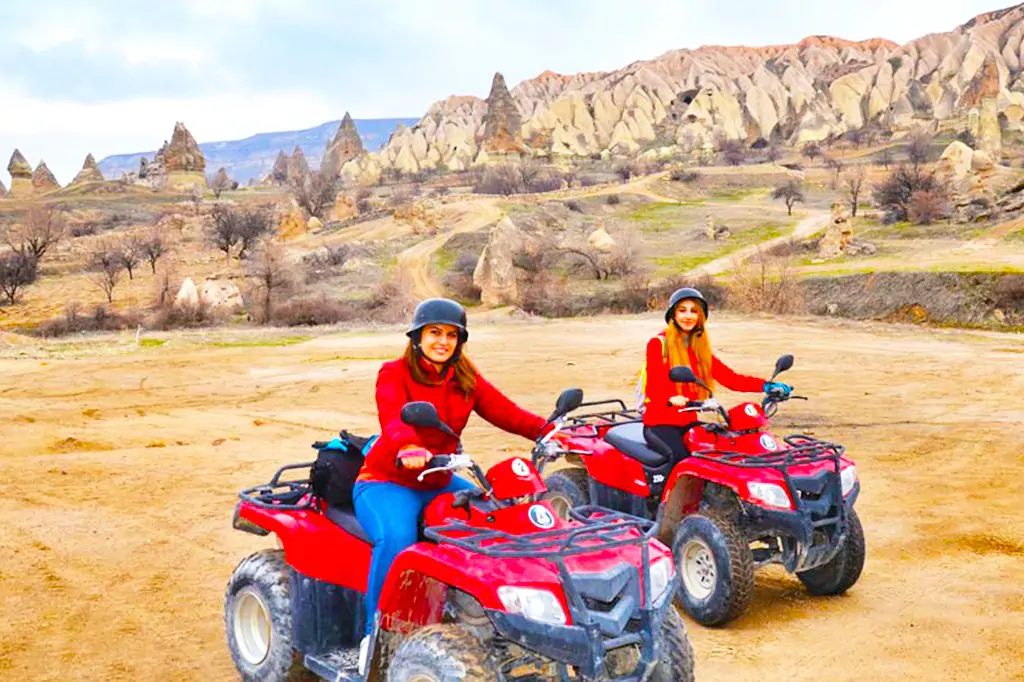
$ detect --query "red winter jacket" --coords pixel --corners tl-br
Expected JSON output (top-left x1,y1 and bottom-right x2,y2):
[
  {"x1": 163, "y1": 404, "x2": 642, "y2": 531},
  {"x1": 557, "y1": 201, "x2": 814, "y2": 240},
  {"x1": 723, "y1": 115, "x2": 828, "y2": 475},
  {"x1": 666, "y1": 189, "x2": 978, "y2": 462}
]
[
  {"x1": 642, "y1": 332, "x2": 765, "y2": 428},
  {"x1": 356, "y1": 357, "x2": 546, "y2": 490}
]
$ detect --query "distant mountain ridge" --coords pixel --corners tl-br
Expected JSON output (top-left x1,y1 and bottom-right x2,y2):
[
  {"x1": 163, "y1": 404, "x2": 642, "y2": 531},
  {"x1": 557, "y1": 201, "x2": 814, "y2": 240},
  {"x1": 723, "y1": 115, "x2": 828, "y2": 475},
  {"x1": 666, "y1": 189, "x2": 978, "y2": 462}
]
[{"x1": 96, "y1": 117, "x2": 417, "y2": 184}]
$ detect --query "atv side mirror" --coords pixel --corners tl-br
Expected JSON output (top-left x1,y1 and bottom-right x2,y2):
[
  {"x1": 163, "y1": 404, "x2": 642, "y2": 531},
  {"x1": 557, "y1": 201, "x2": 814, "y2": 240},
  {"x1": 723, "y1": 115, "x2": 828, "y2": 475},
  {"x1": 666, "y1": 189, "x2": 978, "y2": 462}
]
[
  {"x1": 772, "y1": 354, "x2": 794, "y2": 378},
  {"x1": 549, "y1": 388, "x2": 584, "y2": 422},
  {"x1": 669, "y1": 366, "x2": 697, "y2": 384},
  {"x1": 401, "y1": 401, "x2": 459, "y2": 439}
]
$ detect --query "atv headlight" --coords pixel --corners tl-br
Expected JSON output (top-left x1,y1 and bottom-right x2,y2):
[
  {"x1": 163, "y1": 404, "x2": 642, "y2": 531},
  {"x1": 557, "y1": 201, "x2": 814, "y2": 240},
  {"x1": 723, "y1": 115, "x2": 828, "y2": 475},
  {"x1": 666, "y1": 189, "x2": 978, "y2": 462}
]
[
  {"x1": 648, "y1": 556, "x2": 674, "y2": 603},
  {"x1": 497, "y1": 586, "x2": 567, "y2": 626},
  {"x1": 841, "y1": 465, "x2": 858, "y2": 496},
  {"x1": 747, "y1": 482, "x2": 792, "y2": 510}
]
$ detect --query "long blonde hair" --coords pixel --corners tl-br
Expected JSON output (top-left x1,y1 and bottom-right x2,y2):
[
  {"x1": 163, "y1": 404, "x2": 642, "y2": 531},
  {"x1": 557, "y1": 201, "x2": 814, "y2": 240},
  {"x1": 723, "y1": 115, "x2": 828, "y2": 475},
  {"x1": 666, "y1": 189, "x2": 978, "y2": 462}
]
[
  {"x1": 665, "y1": 306, "x2": 714, "y2": 400},
  {"x1": 404, "y1": 340, "x2": 478, "y2": 397}
]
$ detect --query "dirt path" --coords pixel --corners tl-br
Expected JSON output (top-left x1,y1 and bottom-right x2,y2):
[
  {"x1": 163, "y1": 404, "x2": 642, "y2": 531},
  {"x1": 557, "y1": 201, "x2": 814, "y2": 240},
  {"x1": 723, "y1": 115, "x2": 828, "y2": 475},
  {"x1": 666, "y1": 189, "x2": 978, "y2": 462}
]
[
  {"x1": 395, "y1": 200, "x2": 503, "y2": 299},
  {"x1": 688, "y1": 210, "x2": 829, "y2": 276},
  {"x1": 1, "y1": 314, "x2": 1022, "y2": 681}
]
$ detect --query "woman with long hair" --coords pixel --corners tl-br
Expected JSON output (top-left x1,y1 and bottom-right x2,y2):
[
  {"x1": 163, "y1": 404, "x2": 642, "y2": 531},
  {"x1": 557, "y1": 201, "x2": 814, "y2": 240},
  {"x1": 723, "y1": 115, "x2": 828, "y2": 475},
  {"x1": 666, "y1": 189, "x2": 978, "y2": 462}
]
[
  {"x1": 351, "y1": 297, "x2": 548, "y2": 672},
  {"x1": 641, "y1": 287, "x2": 792, "y2": 459}
]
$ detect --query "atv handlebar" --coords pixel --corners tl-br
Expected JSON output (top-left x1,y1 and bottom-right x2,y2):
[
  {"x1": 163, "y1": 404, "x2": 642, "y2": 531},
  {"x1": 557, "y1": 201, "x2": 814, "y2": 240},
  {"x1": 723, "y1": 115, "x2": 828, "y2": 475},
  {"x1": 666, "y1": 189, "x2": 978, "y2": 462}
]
[{"x1": 415, "y1": 453, "x2": 473, "y2": 481}]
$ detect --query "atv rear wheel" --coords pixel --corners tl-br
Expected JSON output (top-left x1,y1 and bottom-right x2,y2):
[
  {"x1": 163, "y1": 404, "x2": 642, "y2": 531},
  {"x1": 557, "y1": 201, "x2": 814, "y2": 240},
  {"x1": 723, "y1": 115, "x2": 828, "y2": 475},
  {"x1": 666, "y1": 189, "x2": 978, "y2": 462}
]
[
  {"x1": 672, "y1": 513, "x2": 754, "y2": 626},
  {"x1": 541, "y1": 467, "x2": 591, "y2": 520},
  {"x1": 386, "y1": 624, "x2": 496, "y2": 681},
  {"x1": 798, "y1": 507, "x2": 866, "y2": 596},
  {"x1": 224, "y1": 549, "x2": 314, "y2": 682}
]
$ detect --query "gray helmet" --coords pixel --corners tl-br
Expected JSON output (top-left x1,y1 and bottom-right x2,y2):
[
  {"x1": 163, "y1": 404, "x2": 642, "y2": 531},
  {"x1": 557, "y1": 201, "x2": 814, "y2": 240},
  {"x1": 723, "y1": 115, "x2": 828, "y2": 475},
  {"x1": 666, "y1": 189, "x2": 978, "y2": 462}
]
[
  {"x1": 665, "y1": 287, "x2": 709, "y2": 323},
  {"x1": 406, "y1": 298, "x2": 468, "y2": 343}
]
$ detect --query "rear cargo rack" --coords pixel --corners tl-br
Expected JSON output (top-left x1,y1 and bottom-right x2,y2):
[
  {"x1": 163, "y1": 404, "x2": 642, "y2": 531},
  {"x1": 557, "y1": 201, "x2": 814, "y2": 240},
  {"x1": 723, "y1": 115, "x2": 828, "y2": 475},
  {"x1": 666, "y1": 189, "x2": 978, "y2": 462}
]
[
  {"x1": 688, "y1": 434, "x2": 844, "y2": 469},
  {"x1": 560, "y1": 401, "x2": 643, "y2": 437},
  {"x1": 238, "y1": 461, "x2": 315, "y2": 510}
]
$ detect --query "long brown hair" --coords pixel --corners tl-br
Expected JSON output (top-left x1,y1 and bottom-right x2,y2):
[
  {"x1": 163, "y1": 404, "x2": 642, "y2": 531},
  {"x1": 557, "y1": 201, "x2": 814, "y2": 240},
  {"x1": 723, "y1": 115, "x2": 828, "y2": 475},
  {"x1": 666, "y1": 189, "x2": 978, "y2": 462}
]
[
  {"x1": 665, "y1": 306, "x2": 714, "y2": 400},
  {"x1": 404, "y1": 340, "x2": 478, "y2": 396}
]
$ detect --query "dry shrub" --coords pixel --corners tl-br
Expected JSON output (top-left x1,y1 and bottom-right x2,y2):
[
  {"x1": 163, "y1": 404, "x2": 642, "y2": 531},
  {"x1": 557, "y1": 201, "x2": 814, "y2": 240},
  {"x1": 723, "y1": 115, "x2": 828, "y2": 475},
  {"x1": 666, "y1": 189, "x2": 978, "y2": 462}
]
[
  {"x1": 907, "y1": 189, "x2": 950, "y2": 225},
  {"x1": 272, "y1": 296, "x2": 358, "y2": 326},
  {"x1": 34, "y1": 305, "x2": 144, "y2": 338},
  {"x1": 726, "y1": 250, "x2": 804, "y2": 314},
  {"x1": 442, "y1": 252, "x2": 481, "y2": 303},
  {"x1": 147, "y1": 301, "x2": 220, "y2": 330},
  {"x1": 670, "y1": 169, "x2": 701, "y2": 183},
  {"x1": 650, "y1": 274, "x2": 726, "y2": 311},
  {"x1": 364, "y1": 271, "x2": 416, "y2": 322}
]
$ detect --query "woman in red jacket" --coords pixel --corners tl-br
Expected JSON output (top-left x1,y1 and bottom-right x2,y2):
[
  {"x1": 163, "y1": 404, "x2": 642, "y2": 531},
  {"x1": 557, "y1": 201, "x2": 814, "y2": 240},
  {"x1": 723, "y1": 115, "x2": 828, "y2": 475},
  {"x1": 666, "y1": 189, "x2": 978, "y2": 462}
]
[
  {"x1": 642, "y1": 287, "x2": 792, "y2": 460},
  {"x1": 352, "y1": 297, "x2": 547, "y2": 670}
]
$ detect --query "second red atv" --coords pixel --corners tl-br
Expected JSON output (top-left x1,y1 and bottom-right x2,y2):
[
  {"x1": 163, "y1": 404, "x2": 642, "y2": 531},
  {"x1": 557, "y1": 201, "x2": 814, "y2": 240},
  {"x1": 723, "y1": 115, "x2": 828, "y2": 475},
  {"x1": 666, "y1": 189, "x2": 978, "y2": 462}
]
[
  {"x1": 534, "y1": 355, "x2": 865, "y2": 627},
  {"x1": 224, "y1": 389, "x2": 695, "y2": 681}
]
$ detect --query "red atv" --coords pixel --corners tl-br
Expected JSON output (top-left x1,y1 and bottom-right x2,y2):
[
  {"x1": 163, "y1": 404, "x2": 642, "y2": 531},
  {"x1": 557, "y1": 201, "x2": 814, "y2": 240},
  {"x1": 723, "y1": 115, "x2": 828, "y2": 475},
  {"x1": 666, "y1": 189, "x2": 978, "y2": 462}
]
[
  {"x1": 535, "y1": 355, "x2": 865, "y2": 627},
  {"x1": 224, "y1": 390, "x2": 696, "y2": 681}
]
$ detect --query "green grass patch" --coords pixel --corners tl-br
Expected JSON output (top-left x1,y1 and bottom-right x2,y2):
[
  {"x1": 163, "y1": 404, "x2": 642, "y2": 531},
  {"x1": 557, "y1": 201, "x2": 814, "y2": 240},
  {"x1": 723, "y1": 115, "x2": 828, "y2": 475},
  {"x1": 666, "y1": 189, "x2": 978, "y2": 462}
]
[
  {"x1": 708, "y1": 187, "x2": 763, "y2": 201},
  {"x1": 207, "y1": 335, "x2": 312, "y2": 348},
  {"x1": 138, "y1": 338, "x2": 166, "y2": 348}
]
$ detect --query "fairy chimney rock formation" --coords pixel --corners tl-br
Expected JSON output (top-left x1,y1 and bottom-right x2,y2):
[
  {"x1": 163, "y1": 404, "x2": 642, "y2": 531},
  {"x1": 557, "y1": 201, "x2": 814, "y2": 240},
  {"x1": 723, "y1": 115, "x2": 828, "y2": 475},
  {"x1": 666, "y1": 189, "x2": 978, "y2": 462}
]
[
  {"x1": 267, "y1": 150, "x2": 290, "y2": 185},
  {"x1": 162, "y1": 122, "x2": 208, "y2": 191},
  {"x1": 287, "y1": 146, "x2": 310, "y2": 184},
  {"x1": 322, "y1": 112, "x2": 365, "y2": 178},
  {"x1": 71, "y1": 153, "x2": 105, "y2": 185},
  {"x1": 7, "y1": 149, "x2": 34, "y2": 198},
  {"x1": 479, "y1": 72, "x2": 524, "y2": 154},
  {"x1": 0, "y1": 179, "x2": 6, "y2": 199},
  {"x1": 32, "y1": 160, "x2": 59, "y2": 193},
  {"x1": 958, "y1": 57, "x2": 1002, "y2": 155}
]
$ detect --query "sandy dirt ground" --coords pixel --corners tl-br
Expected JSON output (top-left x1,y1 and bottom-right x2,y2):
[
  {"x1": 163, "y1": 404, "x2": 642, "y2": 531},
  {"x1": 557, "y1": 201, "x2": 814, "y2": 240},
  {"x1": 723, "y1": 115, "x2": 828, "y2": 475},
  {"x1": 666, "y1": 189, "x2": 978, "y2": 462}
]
[{"x1": 1, "y1": 313, "x2": 1022, "y2": 681}]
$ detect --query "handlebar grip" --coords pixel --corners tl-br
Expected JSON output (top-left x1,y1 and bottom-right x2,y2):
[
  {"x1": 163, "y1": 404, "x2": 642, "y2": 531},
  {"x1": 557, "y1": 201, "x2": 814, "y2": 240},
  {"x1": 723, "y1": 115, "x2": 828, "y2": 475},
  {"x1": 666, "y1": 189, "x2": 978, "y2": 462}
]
[{"x1": 396, "y1": 452, "x2": 442, "y2": 469}]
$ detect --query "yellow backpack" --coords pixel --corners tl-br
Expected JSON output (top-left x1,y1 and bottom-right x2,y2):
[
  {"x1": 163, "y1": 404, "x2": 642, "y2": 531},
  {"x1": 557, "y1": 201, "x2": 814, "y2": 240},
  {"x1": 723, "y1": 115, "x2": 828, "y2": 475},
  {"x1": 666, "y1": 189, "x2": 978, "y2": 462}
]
[{"x1": 634, "y1": 335, "x2": 668, "y2": 413}]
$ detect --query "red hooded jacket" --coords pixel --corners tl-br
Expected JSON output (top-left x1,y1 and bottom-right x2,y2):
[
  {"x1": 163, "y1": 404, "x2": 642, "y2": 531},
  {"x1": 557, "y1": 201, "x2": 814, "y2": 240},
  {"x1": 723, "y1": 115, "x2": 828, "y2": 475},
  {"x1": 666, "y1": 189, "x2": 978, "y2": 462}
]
[
  {"x1": 356, "y1": 357, "x2": 546, "y2": 490},
  {"x1": 642, "y1": 332, "x2": 765, "y2": 427}
]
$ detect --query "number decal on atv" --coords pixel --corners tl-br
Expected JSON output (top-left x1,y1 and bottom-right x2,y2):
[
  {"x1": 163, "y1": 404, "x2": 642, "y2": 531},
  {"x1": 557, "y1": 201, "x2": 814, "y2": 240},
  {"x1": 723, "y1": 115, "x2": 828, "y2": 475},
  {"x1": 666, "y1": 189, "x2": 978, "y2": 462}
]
[
  {"x1": 511, "y1": 458, "x2": 531, "y2": 477},
  {"x1": 759, "y1": 434, "x2": 778, "y2": 451},
  {"x1": 745, "y1": 404, "x2": 759, "y2": 417},
  {"x1": 528, "y1": 504, "x2": 555, "y2": 529}
]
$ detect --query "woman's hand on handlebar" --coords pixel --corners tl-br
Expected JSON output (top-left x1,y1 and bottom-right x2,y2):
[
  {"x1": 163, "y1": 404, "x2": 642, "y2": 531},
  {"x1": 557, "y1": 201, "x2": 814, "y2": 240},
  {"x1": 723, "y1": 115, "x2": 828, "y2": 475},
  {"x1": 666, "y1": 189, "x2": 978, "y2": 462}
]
[
  {"x1": 396, "y1": 446, "x2": 432, "y2": 470},
  {"x1": 668, "y1": 395, "x2": 688, "y2": 407}
]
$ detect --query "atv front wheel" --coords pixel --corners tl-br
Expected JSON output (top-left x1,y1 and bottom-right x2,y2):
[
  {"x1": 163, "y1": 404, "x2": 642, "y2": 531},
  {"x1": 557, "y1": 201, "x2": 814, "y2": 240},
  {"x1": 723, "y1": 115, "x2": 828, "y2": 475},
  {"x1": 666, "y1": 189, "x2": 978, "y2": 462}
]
[
  {"x1": 672, "y1": 513, "x2": 754, "y2": 626},
  {"x1": 224, "y1": 549, "x2": 314, "y2": 682},
  {"x1": 604, "y1": 605, "x2": 694, "y2": 681},
  {"x1": 798, "y1": 507, "x2": 866, "y2": 596},
  {"x1": 386, "y1": 624, "x2": 496, "y2": 681},
  {"x1": 541, "y1": 468, "x2": 591, "y2": 520}
]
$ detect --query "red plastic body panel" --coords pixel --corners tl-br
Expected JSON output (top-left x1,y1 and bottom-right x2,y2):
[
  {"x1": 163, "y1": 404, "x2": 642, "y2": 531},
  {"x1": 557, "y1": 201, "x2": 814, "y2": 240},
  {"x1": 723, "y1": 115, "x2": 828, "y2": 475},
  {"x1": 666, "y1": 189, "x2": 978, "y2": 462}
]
[
  {"x1": 486, "y1": 456, "x2": 547, "y2": 498},
  {"x1": 727, "y1": 401, "x2": 770, "y2": 431},
  {"x1": 558, "y1": 427, "x2": 651, "y2": 497},
  {"x1": 238, "y1": 498, "x2": 371, "y2": 590}
]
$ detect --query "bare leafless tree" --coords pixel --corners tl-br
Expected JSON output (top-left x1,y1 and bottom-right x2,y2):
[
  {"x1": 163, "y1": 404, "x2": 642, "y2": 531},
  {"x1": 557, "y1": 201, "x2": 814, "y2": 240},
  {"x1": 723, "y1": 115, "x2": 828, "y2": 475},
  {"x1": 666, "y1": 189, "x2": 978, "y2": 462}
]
[
  {"x1": 245, "y1": 243, "x2": 294, "y2": 324},
  {"x1": 236, "y1": 206, "x2": 275, "y2": 260},
  {"x1": 207, "y1": 204, "x2": 241, "y2": 263},
  {"x1": 117, "y1": 234, "x2": 143, "y2": 280},
  {"x1": 5, "y1": 206, "x2": 66, "y2": 261},
  {"x1": 142, "y1": 229, "x2": 167, "y2": 273},
  {"x1": 772, "y1": 180, "x2": 805, "y2": 216},
  {"x1": 801, "y1": 142, "x2": 822, "y2": 163},
  {"x1": 190, "y1": 184, "x2": 204, "y2": 215},
  {"x1": 906, "y1": 128, "x2": 932, "y2": 170},
  {"x1": 846, "y1": 166, "x2": 867, "y2": 217},
  {"x1": 0, "y1": 250, "x2": 38, "y2": 305},
  {"x1": 88, "y1": 242, "x2": 124, "y2": 303},
  {"x1": 290, "y1": 170, "x2": 340, "y2": 219},
  {"x1": 211, "y1": 168, "x2": 233, "y2": 199}
]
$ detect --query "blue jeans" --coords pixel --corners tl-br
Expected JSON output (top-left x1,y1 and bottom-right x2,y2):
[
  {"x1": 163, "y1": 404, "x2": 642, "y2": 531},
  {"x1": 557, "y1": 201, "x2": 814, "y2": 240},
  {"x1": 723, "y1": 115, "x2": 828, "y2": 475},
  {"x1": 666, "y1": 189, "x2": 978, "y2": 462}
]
[{"x1": 353, "y1": 476, "x2": 477, "y2": 637}]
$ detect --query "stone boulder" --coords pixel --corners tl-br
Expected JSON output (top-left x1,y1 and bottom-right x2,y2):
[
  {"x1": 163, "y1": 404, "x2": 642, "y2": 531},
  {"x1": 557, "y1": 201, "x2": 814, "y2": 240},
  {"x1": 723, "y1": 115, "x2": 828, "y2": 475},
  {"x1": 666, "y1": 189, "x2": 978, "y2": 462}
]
[
  {"x1": 307, "y1": 216, "x2": 323, "y2": 232},
  {"x1": 322, "y1": 112, "x2": 364, "y2": 178},
  {"x1": 276, "y1": 208, "x2": 307, "y2": 240},
  {"x1": 200, "y1": 278, "x2": 244, "y2": 313},
  {"x1": 32, "y1": 161, "x2": 59, "y2": 193},
  {"x1": 936, "y1": 141, "x2": 974, "y2": 181},
  {"x1": 173, "y1": 277, "x2": 200, "y2": 309},
  {"x1": 7, "y1": 149, "x2": 33, "y2": 198},
  {"x1": 473, "y1": 216, "x2": 526, "y2": 305},
  {"x1": 586, "y1": 226, "x2": 617, "y2": 253},
  {"x1": 817, "y1": 200, "x2": 875, "y2": 259},
  {"x1": 71, "y1": 153, "x2": 105, "y2": 185},
  {"x1": 704, "y1": 214, "x2": 730, "y2": 241}
]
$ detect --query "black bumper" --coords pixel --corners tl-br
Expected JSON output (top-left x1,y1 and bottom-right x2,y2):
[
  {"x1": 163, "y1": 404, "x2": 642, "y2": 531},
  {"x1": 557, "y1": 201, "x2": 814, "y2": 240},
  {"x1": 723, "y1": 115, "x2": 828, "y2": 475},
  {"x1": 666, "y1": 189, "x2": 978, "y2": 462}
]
[
  {"x1": 741, "y1": 482, "x2": 860, "y2": 572},
  {"x1": 484, "y1": 576, "x2": 679, "y2": 681}
]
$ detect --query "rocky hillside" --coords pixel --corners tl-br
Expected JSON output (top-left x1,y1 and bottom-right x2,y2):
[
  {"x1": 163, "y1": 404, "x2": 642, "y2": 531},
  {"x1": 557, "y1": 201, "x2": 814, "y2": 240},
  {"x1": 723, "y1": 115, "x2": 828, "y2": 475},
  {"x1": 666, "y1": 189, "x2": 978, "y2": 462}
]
[
  {"x1": 97, "y1": 117, "x2": 416, "y2": 184},
  {"x1": 379, "y1": 3, "x2": 1024, "y2": 172}
]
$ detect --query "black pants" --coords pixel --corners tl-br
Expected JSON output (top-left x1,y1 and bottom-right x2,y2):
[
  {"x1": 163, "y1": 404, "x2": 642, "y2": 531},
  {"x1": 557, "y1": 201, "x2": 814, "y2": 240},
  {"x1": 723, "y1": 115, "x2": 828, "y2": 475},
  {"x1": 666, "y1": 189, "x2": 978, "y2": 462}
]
[{"x1": 644, "y1": 425, "x2": 692, "y2": 462}]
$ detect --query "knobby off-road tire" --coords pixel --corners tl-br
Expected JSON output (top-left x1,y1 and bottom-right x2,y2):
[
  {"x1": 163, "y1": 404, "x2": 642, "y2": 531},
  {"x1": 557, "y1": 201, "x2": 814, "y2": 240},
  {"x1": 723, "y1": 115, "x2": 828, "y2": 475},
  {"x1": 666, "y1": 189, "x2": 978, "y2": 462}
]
[
  {"x1": 672, "y1": 512, "x2": 755, "y2": 626},
  {"x1": 224, "y1": 549, "x2": 316, "y2": 682},
  {"x1": 386, "y1": 624, "x2": 497, "y2": 682},
  {"x1": 541, "y1": 468, "x2": 591, "y2": 519},
  {"x1": 798, "y1": 507, "x2": 866, "y2": 596},
  {"x1": 604, "y1": 605, "x2": 695, "y2": 682}
]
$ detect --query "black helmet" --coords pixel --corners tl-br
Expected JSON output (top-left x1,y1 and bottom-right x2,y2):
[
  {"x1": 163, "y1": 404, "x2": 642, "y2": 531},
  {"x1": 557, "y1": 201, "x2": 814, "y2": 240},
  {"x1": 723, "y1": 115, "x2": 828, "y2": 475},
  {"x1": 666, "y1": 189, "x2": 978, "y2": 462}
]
[
  {"x1": 407, "y1": 298, "x2": 468, "y2": 342},
  {"x1": 665, "y1": 287, "x2": 709, "y2": 323}
]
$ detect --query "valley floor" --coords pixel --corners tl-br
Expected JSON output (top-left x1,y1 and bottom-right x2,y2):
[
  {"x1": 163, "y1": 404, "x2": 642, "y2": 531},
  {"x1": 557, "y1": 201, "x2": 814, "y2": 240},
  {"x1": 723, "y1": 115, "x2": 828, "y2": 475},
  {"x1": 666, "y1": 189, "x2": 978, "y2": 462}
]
[{"x1": 1, "y1": 312, "x2": 1022, "y2": 680}]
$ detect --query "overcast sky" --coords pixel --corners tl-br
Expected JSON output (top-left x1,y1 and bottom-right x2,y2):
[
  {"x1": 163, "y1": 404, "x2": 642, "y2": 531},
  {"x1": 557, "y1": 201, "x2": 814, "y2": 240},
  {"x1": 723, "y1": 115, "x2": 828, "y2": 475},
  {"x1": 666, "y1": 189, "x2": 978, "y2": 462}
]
[{"x1": 0, "y1": 0, "x2": 1008, "y2": 183}]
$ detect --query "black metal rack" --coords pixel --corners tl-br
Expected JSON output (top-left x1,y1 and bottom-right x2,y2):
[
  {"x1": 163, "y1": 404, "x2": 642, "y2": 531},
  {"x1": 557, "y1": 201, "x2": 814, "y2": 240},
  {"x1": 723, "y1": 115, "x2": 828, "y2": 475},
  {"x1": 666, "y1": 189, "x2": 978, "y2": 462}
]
[
  {"x1": 559, "y1": 400, "x2": 643, "y2": 438},
  {"x1": 238, "y1": 461, "x2": 316, "y2": 510}
]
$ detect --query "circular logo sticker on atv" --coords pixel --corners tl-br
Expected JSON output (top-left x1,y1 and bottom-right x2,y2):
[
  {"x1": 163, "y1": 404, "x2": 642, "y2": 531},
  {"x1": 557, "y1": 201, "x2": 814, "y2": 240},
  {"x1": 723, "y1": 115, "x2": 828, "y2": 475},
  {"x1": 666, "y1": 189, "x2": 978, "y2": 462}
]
[
  {"x1": 759, "y1": 434, "x2": 778, "y2": 451},
  {"x1": 744, "y1": 404, "x2": 759, "y2": 417},
  {"x1": 528, "y1": 504, "x2": 555, "y2": 529},
  {"x1": 511, "y1": 458, "x2": 531, "y2": 477}
]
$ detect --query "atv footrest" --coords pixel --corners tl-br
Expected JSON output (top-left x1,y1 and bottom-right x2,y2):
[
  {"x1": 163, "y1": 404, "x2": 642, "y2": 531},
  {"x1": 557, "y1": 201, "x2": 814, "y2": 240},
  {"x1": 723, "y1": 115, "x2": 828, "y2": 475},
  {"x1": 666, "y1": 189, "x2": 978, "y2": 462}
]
[{"x1": 304, "y1": 648, "x2": 360, "y2": 681}]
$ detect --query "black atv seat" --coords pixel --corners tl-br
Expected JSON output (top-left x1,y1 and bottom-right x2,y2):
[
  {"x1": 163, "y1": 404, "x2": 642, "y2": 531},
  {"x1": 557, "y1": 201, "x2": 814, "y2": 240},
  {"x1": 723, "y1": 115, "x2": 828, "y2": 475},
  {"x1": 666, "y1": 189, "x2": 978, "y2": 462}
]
[
  {"x1": 605, "y1": 423, "x2": 670, "y2": 468},
  {"x1": 325, "y1": 505, "x2": 371, "y2": 545}
]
